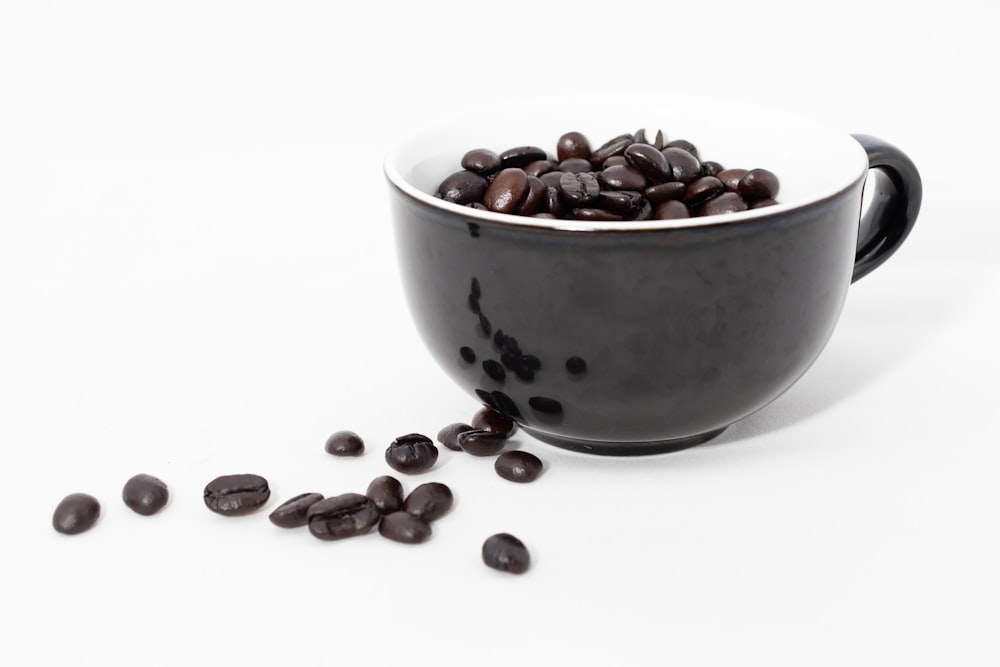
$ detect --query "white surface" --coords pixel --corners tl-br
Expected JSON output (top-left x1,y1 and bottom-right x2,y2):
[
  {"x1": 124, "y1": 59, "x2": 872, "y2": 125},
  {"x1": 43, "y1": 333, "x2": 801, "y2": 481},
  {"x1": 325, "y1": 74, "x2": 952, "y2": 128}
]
[{"x1": 1, "y1": 2, "x2": 997, "y2": 665}]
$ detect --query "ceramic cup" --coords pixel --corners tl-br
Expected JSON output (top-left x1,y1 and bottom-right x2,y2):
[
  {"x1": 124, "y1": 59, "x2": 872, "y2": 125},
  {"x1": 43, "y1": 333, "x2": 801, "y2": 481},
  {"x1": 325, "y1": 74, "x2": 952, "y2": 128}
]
[{"x1": 384, "y1": 97, "x2": 921, "y2": 455}]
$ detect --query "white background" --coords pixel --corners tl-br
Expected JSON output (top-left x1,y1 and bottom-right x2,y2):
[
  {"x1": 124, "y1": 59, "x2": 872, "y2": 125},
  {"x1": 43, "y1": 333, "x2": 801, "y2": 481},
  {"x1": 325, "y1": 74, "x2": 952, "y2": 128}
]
[{"x1": 1, "y1": 1, "x2": 997, "y2": 665}]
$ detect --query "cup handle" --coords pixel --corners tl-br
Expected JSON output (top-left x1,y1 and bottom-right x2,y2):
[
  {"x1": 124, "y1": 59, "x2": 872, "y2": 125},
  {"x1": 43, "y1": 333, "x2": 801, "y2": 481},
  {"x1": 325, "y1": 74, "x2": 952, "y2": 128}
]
[{"x1": 849, "y1": 134, "x2": 923, "y2": 283}]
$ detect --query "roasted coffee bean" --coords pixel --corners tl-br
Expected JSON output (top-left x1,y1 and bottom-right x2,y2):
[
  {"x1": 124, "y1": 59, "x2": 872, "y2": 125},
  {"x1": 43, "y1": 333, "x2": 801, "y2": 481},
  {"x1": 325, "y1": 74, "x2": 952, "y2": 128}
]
[
  {"x1": 663, "y1": 147, "x2": 702, "y2": 184},
  {"x1": 269, "y1": 492, "x2": 324, "y2": 528},
  {"x1": 652, "y1": 129, "x2": 665, "y2": 149},
  {"x1": 624, "y1": 143, "x2": 672, "y2": 182},
  {"x1": 557, "y1": 157, "x2": 593, "y2": 173},
  {"x1": 461, "y1": 149, "x2": 502, "y2": 175},
  {"x1": 122, "y1": 473, "x2": 169, "y2": 516},
  {"x1": 494, "y1": 450, "x2": 544, "y2": 483},
  {"x1": 472, "y1": 406, "x2": 517, "y2": 436},
  {"x1": 203, "y1": 474, "x2": 270, "y2": 516},
  {"x1": 717, "y1": 168, "x2": 748, "y2": 192},
  {"x1": 543, "y1": 186, "x2": 565, "y2": 217},
  {"x1": 558, "y1": 171, "x2": 600, "y2": 206},
  {"x1": 633, "y1": 127, "x2": 648, "y2": 144},
  {"x1": 437, "y1": 422, "x2": 475, "y2": 451},
  {"x1": 517, "y1": 176, "x2": 547, "y2": 216},
  {"x1": 599, "y1": 164, "x2": 647, "y2": 191},
  {"x1": 644, "y1": 181, "x2": 686, "y2": 204},
  {"x1": 379, "y1": 511, "x2": 432, "y2": 544},
  {"x1": 699, "y1": 192, "x2": 749, "y2": 216},
  {"x1": 325, "y1": 430, "x2": 365, "y2": 457},
  {"x1": 403, "y1": 482, "x2": 454, "y2": 521},
  {"x1": 683, "y1": 176, "x2": 725, "y2": 207},
  {"x1": 482, "y1": 533, "x2": 530, "y2": 574},
  {"x1": 664, "y1": 138, "x2": 698, "y2": 157},
  {"x1": 307, "y1": 493, "x2": 380, "y2": 540},
  {"x1": 738, "y1": 168, "x2": 780, "y2": 201},
  {"x1": 572, "y1": 208, "x2": 625, "y2": 222},
  {"x1": 483, "y1": 168, "x2": 530, "y2": 214},
  {"x1": 540, "y1": 171, "x2": 564, "y2": 188},
  {"x1": 385, "y1": 433, "x2": 439, "y2": 473},
  {"x1": 458, "y1": 429, "x2": 508, "y2": 456},
  {"x1": 499, "y1": 145, "x2": 547, "y2": 169},
  {"x1": 602, "y1": 155, "x2": 628, "y2": 168},
  {"x1": 556, "y1": 131, "x2": 592, "y2": 161},
  {"x1": 701, "y1": 160, "x2": 724, "y2": 176},
  {"x1": 653, "y1": 199, "x2": 690, "y2": 220},
  {"x1": 524, "y1": 159, "x2": 556, "y2": 177},
  {"x1": 366, "y1": 475, "x2": 405, "y2": 514},
  {"x1": 590, "y1": 137, "x2": 632, "y2": 165},
  {"x1": 52, "y1": 493, "x2": 100, "y2": 535},
  {"x1": 437, "y1": 170, "x2": 488, "y2": 205}
]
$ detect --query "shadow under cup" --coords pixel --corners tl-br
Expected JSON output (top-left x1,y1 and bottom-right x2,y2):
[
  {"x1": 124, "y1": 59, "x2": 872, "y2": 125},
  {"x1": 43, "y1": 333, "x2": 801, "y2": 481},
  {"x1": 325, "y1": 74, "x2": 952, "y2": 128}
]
[{"x1": 385, "y1": 100, "x2": 922, "y2": 455}]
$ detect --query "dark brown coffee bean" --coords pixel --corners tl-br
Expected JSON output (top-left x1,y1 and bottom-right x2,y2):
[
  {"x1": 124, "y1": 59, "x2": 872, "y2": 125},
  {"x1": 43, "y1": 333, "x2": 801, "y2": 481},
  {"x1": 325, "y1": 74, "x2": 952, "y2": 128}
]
[
  {"x1": 461, "y1": 149, "x2": 502, "y2": 175},
  {"x1": 307, "y1": 493, "x2": 380, "y2": 540},
  {"x1": 653, "y1": 199, "x2": 690, "y2": 220},
  {"x1": 543, "y1": 186, "x2": 565, "y2": 217},
  {"x1": 458, "y1": 429, "x2": 508, "y2": 456},
  {"x1": 701, "y1": 160, "x2": 724, "y2": 176},
  {"x1": 557, "y1": 157, "x2": 593, "y2": 173},
  {"x1": 633, "y1": 128, "x2": 648, "y2": 144},
  {"x1": 52, "y1": 493, "x2": 100, "y2": 535},
  {"x1": 499, "y1": 145, "x2": 547, "y2": 169},
  {"x1": 482, "y1": 533, "x2": 530, "y2": 574},
  {"x1": 204, "y1": 474, "x2": 270, "y2": 516},
  {"x1": 590, "y1": 137, "x2": 632, "y2": 165},
  {"x1": 385, "y1": 433, "x2": 438, "y2": 473},
  {"x1": 558, "y1": 171, "x2": 600, "y2": 206},
  {"x1": 540, "y1": 171, "x2": 564, "y2": 188},
  {"x1": 602, "y1": 155, "x2": 628, "y2": 167},
  {"x1": 683, "y1": 176, "x2": 725, "y2": 207},
  {"x1": 556, "y1": 132, "x2": 590, "y2": 162},
  {"x1": 599, "y1": 164, "x2": 647, "y2": 191},
  {"x1": 269, "y1": 492, "x2": 324, "y2": 528},
  {"x1": 437, "y1": 422, "x2": 474, "y2": 451},
  {"x1": 122, "y1": 473, "x2": 169, "y2": 516},
  {"x1": 596, "y1": 190, "x2": 644, "y2": 215},
  {"x1": 472, "y1": 406, "x2": 516, "y2": 436},
  {"x1": 738, "y1": 168, "x2": 780, "y2": 201},
  {"x1": 644, "y1": 181, "x2": 685, "y2": 204},
  {"x1": 517, "y1": 176, "x2": 547, "y2": 215},
  {"x1": 699, "y1": 192, "x2": 749, "y2": 216},
  {"x1": 664, "y1": 138, "x2": 698, "y2": 157},
  {"x1": 437, "y1": 170, "x2": 488, "y2": 205},
  {"x1": 379, "y1": 511, "x2": 432, "y2": 544},
  {"x1": 325, "y1": 430, "x2": 364, "y2": 457},
  {"x1": 624, "y1": 143, "x2": 672, "y2": 182},
  {"x1": 662, "y1": 147, "x2": 702, "y2": 184},
  {"x1": 366, "y1": 475, "x2": 404, "y2": 514},
  {"x1": 652, "y1": 129, "x2": 665, "y2": 149},
  {"x1": 494, "y1": 451, "x2": 543, "y2": 483},
  {"x1": 483, "y1": 168, "x2": 530, "y2": 214},
  {"x1": 572, "y1": 207, "x2": 625, "y2": 222},
  {"x1": 750, "y1": 197, "x2": 780, "y2": 209},
  {"x1": 403, "y1": 482, "x2": 454, "y2": 521},
  {"x1": 717, "y1": 168, "x2": 748, "y2": 192},
  {"x1": 556, "y1": 131, "x2": 592, "y2": 161}
]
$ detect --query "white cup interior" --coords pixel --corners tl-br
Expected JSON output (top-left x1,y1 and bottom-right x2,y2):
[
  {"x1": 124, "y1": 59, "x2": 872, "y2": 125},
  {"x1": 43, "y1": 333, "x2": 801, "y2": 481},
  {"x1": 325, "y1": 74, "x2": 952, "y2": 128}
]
[{"x1": 385, "y1": 95, "x2": 869, "y2": 230}]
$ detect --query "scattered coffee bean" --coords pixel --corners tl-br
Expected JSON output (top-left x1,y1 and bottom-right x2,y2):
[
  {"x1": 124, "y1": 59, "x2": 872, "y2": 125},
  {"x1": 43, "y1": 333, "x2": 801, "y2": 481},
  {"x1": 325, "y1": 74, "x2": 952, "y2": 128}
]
[
  {"x1": 471, "y1": 406, "x2": 516, "y2": 437},
  {"x1": 458, "y1": 429, "x2": 508, "y2": 456},
  {"x1": 494, "y1": 451, "x2": 543, "y2": 483},
  {"x1": 558, "y1": 171, "x2": 600, "y2": 206},
  {"x1": 325, "y1": 430, "x2": 365, "y2": 457},
  {"x1": 499, "y1": 145, "x2": 547, "y2": 169},
  {"x1": 556, "y1": 131, "x2": 591, "y2": 161},
  {"x1": 307, "y1": 493, "x2": 380, "y2": 540},
  {"x1": 436, "y1": 170, "x2": 488, "y2": 205},
  {"x1": 403, "y1": 482, "x2": 454, "y2": 522},
  {"x1": 482, "y1": 533, "x2": 530, "y2": 574},
  {"x1": 437, "y1": 422, "x2": 475, "y2": 451},
  {"x1": 483, "y1": 168, "x2": 530, "y2": 214},
  {"x1": 624, "y1": 143, "x2": 672, "y2": 182},
  {"x1": 461, "y1": 148, "x2": 502, "y2": 175},
  {"x1": 122, "y1": 473, "x2": 169, "y2": 516},
  {"x1": 269, "y1": 492, "x2": 324, "y2": 528},
  {"x1": 717, "y1": 168, "x2": 748, "y2": 192},
  {"x1": 738, "y1": 168, "x2": 780, "y2": 201},
  {"x1": 366, "y1": 475, "x2": 405, "y2": 514},
  {"x1": 699, "y1": 192, "x2": 749, "y2": 216},
  {"x1": 654, "y1": 199, "x2": 690, "y2": 220},
  {"x1": 379, "y1": 511, "x2": 432, "y2": 544},
  {"x1": 385, "y1": 433, "x2": 439, "y2": 473},
  {"x1": 662, "y1": 146, "x2": 702, "y2": 184},
  {"x1": 52, "y1": 493, "x2": 101, "y2": 535},
  {"x1": 683, "y1": 176, "x2": 725, "y2": 207},
  {"x1": 203, "y1": 474, "x2": 270, "y2": 516}
]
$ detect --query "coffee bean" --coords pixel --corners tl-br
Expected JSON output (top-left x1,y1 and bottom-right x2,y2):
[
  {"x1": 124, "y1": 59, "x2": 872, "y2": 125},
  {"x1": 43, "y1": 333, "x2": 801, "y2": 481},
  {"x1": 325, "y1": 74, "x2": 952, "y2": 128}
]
[
  {"x1": 557, "y1": 157, "x2": 593, "y2": 174},
  {"x1": 664, "y1": 138, "x2": 698, "y2": 157},
  {"x1": 482, "y1": 533, "x2": 530, "y2": 574},
  {"x1": 366, "y1": 475, "x2": 405, "y2": 514},
  {"x1": 682, "y1": 176, "x2": 725, "y2": 207},
  {"x1": 483, "y1": 358, "x2": 506, "y2": 382},
  {"x1": 738, "y1": 168, "x2": 780, "y2": 201},
  {"x1": 540, "y1": 171, "x2": 564, "y2": 188},
  {"x1": 701, "y1": 160, "x2": 724, "y2": 176},
  {"x1": 662, "y1": 147, "x2": 702, "y2": 184},
  {"x1": 307, "y1": 493, "x2": 380, "y2": 540},
  {"x1": 556, "y1": 131, "x2": 592, "y2": 161},
  {"x1": 624, "y1": 143, "x2": 672, "y2": 182},
  {"x1": 458, "y1": 429, "x2": 508, "y2": 456},
  {"x1": 379, "y1": 511, "x2": 432, "y2": 544},
  {"x1": 483, "y1": 168, "x2": 529, "y2": 214},
  {"x1": 325, "y1": 430, "x2": 365, "y2": 457},
  {"x1": 590, "y1": 137, "x2": 633, "y2": 165},
  {"x1": 385, "y1": 433, "x2": 439, "y2": 473},
  {"x1": 472, "y1": 406, "x2": 516, "y2": 436},
  {"x1": 122, "y1": 473, "x2": 169, "y2": 516},
  {"x1": 461, "y1": 149, "x2": 502, "y2": 175},
  {"x1": 517, "y1": 176, "x2": 547, "y2": 216},
  {"x1": 523, "y1": 159, "x2": 556, "y2": 177},
  {"x1": 403, "y1": 482, "x2": 454, "y2": 521},
  {"x1": 52, "y1": 493, "x2": 100, "y2": 535},
  {"x1": 597, "y1": 189, "x2": 644, "y2": 215},
  {"x1": 203, "y1": 474, "x2": 270, "y2": 516},
  {"x1": 717, "y1": 168, "x2": 748, "y2": 192},
  {"x1": 699, "y1": 192, "x2": 750, "y2": 216},
  {"x1": 644, "y1": 181, "x2": 686, "y2": 204},
  {"x1": 494, "y1": 451, "x2": 544, "y2": 483},
  {"x1": 602, "y1": 155, "x2": 629, "y2": 168},
  {"x1": 528, "y1": 395, "x2": 563, "y2": 413},
  {"x1": 499, "y1": 145, "x2": 548, "y2": 169},
  {"x1": 437, "y1": 170, "x2": 488, "y2": 205},
  {"x1": 653, "y1": 199, "x2": 690, "y2": 220},
  {"x1": 269, "y1": 492, "x2": 324, "y2": 528},
  {"x1": 543, "y1": 186, "x2": 565, "y2": 217},
  {"x1": 599, "y1": 164, "x2": 647, "y2": 191},
  {"x1": 558, "y1": 171, "x2": 600, "y2": 206},
  {"x1": 437, "y1": 422, "x2": 475, "y2": 451},
  {"x1": 459, "y1": 346, "x2": 476, "y2": 363},
  {"x1": 572, "y1": 207, "x2": 625, "y2": 222}
]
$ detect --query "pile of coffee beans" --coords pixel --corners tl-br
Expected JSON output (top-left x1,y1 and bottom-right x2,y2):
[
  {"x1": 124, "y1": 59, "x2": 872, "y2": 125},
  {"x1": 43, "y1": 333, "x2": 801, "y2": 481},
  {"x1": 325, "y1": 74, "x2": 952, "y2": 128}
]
[
  {"x1": 436, "y1": 129, "x2": 779, "y2": 221},
  {"x1": 50, "y1": 406, "x2": 537, "y2": 575}
]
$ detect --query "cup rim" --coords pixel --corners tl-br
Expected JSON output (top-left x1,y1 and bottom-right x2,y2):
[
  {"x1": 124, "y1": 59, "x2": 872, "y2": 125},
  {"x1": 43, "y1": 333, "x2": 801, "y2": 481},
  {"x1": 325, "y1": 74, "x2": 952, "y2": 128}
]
[{"x1": 383, "y1": 94, "x2": 870, "y2": 232}]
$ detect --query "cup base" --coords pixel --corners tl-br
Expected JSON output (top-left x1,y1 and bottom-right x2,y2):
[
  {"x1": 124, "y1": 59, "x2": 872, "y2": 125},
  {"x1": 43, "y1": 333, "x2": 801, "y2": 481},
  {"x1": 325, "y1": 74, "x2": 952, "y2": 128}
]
[{"x1": 521, "y1": 426, "x2": 728, "y2": 456}]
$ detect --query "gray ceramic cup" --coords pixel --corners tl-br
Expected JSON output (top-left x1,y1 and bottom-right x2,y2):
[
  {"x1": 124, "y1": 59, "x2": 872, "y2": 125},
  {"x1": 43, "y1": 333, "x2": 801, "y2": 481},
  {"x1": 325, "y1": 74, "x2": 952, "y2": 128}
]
[{"x1": 385, "y1": 97, "x2": 921, "y2": 455}]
